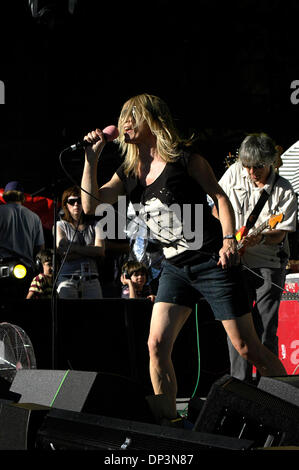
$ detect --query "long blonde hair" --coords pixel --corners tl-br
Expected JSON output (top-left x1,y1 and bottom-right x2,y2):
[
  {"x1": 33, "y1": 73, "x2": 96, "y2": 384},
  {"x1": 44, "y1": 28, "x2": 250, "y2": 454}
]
[{"x1": 117, "y1": 93, "x2": 194, "y2": 176}]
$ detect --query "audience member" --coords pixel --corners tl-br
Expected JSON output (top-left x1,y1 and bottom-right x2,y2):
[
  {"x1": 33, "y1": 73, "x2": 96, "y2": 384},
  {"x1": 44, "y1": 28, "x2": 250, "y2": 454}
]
[
  {"x1": 26, "y1": 249, "x2": 53, "y2": 299},
  {"x1": 56, "y1": 185, "x2": 105, "y2": 299},
  {"x1": 120, "y1": 260, "x2": 155, "y2": 301},
  {"x1": 0, "y1": 181, "x2": 45, "y2": 299}
]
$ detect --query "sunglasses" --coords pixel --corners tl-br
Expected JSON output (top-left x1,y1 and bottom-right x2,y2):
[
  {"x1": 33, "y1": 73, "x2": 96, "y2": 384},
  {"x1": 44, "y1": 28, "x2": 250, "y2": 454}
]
[{"x1": 67, "y1": 197, "x2": 81, "y2": 206}]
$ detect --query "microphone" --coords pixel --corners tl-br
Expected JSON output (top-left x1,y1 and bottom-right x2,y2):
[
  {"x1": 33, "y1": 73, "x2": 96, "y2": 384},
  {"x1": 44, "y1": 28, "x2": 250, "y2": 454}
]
[{"x1": 66, "y1": 125, "x2": 119, "y2": 151}]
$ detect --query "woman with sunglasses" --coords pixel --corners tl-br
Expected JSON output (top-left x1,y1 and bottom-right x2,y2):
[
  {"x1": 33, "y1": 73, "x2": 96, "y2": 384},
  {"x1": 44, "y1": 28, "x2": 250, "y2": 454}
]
[{"x1": 56, "y1": 185, "x2": 105, "y2": 299}]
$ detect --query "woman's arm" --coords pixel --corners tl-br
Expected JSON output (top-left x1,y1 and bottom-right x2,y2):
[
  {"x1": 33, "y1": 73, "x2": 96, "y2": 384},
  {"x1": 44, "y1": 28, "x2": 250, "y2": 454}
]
[
  {"x1": 68, "y1": 234, "x2": 105, "y2": 258},
  {"x1": 56, "y1": 223, "x2": 105, "y2": 259},
  {"x1": 188, "y1": 153, "x2": 239, "y2": 268},
  {"x1": 81, "y1": 128, "x2": 125, "y2": 214}
]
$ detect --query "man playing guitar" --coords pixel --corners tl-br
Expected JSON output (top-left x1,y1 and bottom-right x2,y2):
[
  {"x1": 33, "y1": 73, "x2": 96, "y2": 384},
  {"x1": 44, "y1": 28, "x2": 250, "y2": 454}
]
[{"x1": 214, "y1": 133, "x2": 297, "y2": 382}]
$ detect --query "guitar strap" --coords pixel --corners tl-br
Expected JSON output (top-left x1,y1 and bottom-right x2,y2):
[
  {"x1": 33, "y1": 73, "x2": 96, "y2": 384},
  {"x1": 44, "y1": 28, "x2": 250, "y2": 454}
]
[{"x1": 245, "y1": 172, "x2": 280, "y2": 231}]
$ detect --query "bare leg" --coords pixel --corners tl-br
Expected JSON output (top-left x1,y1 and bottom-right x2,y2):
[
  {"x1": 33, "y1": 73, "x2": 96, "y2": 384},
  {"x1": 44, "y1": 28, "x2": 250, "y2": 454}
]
[
  {"x1": 148, "y1": 306, "x2": 286, "y2": 422},
  {"x1": 147, "y1": 302, "x2": 192, "y2": 419},
  {"x1": 222, "y1": 312, "x2": 287, "y2": 377}
]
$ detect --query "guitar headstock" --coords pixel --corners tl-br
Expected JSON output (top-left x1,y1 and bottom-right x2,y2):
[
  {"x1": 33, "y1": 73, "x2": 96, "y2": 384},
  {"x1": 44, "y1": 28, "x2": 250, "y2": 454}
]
[
  {"x1": 268, "y1": 213, "x2": 283, "y2": 229},
  {"x1": 224, "y1": 151, "x2": 239, "y2": 169}
]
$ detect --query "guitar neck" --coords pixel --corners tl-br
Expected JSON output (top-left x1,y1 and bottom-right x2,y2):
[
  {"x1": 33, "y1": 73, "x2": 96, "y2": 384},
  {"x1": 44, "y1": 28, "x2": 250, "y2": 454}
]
[
  {"x1": 250, "y1": 219, "x2": 269, "y2": 237},
  {"x1": 237, "y1": 219, "x2": 269, "y2": 250}
]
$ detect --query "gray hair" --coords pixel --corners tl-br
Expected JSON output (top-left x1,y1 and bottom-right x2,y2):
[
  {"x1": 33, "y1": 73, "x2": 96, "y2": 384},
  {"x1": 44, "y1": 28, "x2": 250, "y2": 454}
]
[{"x1": 239, "y1": 133, "x2": 277, "y2": 167}]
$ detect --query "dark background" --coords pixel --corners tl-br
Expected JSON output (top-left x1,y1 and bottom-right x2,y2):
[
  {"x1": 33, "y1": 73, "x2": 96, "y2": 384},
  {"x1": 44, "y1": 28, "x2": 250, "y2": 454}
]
[{"x1": 1, "y1": 0, "x2": 299, "y2": 197}]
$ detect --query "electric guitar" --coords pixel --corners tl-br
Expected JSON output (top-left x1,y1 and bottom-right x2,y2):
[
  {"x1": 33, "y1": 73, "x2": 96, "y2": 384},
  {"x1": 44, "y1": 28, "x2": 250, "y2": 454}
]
[{"x1": 236, "y1": 213, "x2": 284, "y2": 254}]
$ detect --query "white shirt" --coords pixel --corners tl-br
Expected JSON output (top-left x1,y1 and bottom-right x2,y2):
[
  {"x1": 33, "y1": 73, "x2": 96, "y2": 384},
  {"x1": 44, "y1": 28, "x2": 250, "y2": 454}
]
[{"x1": 218, "y1": 161, "x2": 297, "y2": 268}]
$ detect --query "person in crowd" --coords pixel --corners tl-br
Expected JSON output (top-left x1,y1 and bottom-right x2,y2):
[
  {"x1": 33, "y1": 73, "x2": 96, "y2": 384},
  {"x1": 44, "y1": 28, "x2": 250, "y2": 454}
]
[
  {"x1": 26, "y1": 249, "x2": 54, "y2": 299},
  {"x1": 214, "y1": 133, "x2": 297, "y2": 382},
  {"x1": 120, "y1": 260, "x2": 155, "y2": 301},
  {"x1": 56, "y1": 185, "x2": 105, "y2": 299},
  {"x1": 80, "y1": 93, "x2": 287, "y2": 423},
  {"x1": 0, "y1": 181, "x2": 45, "y2": 298}
]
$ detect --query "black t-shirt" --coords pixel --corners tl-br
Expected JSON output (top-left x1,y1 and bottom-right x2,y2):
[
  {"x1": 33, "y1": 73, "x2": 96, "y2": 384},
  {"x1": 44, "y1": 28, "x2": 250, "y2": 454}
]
[{"x1": 116, "y1": 153, "x2": 223, "y2": 267}]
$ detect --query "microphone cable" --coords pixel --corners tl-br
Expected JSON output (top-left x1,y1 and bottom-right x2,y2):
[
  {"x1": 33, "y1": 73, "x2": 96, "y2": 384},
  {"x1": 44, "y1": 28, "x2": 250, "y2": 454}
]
[
  {"x1": 58, "y1": 147, "x2": 211, "y2": 253},
  {"x1": 51, "y1": 212, "x2": 82, "y2": 299}
]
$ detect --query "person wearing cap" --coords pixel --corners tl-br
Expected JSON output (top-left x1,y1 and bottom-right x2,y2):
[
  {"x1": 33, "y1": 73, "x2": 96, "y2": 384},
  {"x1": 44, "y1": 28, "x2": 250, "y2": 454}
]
[{"x1": 0, "y1": 181, "x2": 45, "y2": 298}]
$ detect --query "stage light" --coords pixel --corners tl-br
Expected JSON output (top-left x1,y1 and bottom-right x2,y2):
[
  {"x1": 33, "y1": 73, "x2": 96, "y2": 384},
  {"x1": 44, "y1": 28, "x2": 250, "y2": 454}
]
[
  {"x1": 0, "y1": 259, "x2": 29, "y2": 281},
  {"x1": 12, "y1": 264, "x2": 27, "y2": 280}
]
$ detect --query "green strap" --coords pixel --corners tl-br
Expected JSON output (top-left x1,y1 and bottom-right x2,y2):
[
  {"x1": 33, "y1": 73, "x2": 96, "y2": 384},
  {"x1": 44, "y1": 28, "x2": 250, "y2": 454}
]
[{"x1": 50, "y1": 370, "x2": 70, "y2": 407}]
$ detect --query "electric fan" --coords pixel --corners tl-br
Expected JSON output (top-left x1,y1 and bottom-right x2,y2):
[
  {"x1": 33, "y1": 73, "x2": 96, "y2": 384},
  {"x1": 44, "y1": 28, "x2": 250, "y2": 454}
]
[{"x1": 0, "y1": 322, "x2": 36, "y2": 383}]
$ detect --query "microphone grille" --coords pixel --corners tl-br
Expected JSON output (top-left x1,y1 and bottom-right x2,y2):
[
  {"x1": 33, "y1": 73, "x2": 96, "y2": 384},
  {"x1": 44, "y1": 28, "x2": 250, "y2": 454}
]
[{"x1": 103, "y1": 125, "x2": 119, "y2": 142}]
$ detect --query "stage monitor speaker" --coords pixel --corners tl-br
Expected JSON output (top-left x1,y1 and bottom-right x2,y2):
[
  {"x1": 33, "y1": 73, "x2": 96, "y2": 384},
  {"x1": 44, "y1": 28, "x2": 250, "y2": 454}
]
[
  {"x1": 9, "y1": 369, "x2": 153, "y2": 423},
  {"x1": 0, "y1": 401, "x2": 49, "y2": 450},
  {"x1": 258, "y1": 375, "x2": 299, "y2": 407},
  {"x1": 0, "y1": 375, "x2": 21, "y2": 403},
  {"x1": 35, "y1": 407, "x2": 254, "y2": 451},
  {"x1": 193, "y1": 374, "x2": 299, "y2": 447}
]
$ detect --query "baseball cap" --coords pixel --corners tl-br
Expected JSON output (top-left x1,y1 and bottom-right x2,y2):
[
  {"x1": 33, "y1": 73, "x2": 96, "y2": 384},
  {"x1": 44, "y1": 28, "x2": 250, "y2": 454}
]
[{"x1": 4, "y1": 181, "x2": 24, "y2": 192}]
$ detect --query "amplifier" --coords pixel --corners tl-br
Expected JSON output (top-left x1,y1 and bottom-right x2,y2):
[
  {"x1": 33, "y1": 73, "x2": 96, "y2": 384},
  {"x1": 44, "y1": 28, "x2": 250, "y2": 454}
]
[{"x1": 278, "y1": 276, "x2": 299, "y2": 375}]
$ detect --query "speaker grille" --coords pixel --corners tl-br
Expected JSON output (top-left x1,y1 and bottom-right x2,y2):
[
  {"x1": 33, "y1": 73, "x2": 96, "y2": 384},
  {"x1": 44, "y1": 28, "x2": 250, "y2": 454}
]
[
  {"x1": 194, "y1": 375, "x2": 299, "y2": 447},
  {"x1": 36, "y1": 408, "x2": 254, "y2": 451}
]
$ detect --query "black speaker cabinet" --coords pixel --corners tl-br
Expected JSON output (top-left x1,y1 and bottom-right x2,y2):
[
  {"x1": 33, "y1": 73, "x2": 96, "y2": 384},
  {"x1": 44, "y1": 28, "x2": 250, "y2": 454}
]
[
  {"x1": 193, "y1": 374, "x2": 299, "y2": 447},
  {"x1": 0, "y1": 401, "x2": 49, "y2": 450},
  {"x1": 35, "y1": 407, "x2": 254, "y2": 451},
  {"x1": 0, "y1": 375, "x2": 21, "y2": 402},
  {"x1": 0, "y1": 298, "x2": 222, "y2": 399},
  {"x1": 9, "y1": 369, "x2": 153, "y2": 423},
  {"x1": 258, "y1": 375, "x2": 299, "y2": 407}
]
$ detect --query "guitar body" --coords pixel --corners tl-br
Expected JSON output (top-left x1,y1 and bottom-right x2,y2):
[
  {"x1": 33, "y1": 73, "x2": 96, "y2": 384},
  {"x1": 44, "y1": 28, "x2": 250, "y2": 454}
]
[
  {"x1": 235, "y1": 226, "x2": 248, "y2": 243},
  {"x1": 235, "y1": 226, "x2": 249, "y2": 255},
  {"x1": 236, "y1": 213, "x2": 283, "y2": 255}
]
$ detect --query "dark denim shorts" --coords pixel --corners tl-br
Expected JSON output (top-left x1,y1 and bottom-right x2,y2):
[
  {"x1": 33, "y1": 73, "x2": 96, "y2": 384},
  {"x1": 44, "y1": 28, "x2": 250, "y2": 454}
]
[{"x1": 155, "y1": 259, "x2": 250, "y2": 321}]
